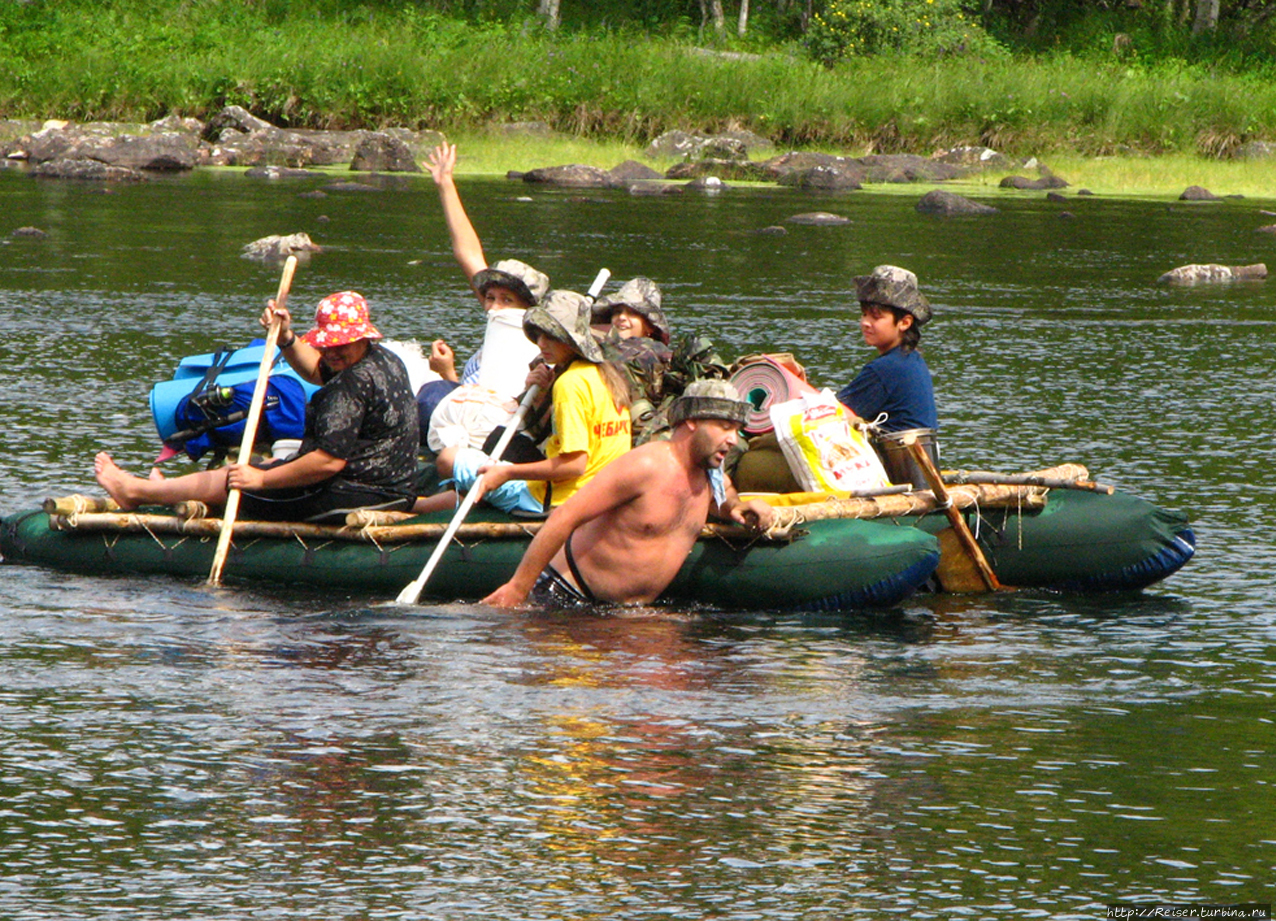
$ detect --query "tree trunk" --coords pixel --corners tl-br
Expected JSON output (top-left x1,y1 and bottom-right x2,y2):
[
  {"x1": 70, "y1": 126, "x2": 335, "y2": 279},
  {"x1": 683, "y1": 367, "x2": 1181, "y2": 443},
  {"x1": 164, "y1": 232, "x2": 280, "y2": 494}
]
[
  {"x1": 537, "y1": 0, "x2": 561, "y2": 31},
  {"x1": 1192, "y1": 0, "x2": 1220, "y2": 33},
  {"x1": 738, "y1": 0, "x2": 750, "y2": 37},
  {"x1": 709, "y1": 0, "x2": 726, "y2": 34}
]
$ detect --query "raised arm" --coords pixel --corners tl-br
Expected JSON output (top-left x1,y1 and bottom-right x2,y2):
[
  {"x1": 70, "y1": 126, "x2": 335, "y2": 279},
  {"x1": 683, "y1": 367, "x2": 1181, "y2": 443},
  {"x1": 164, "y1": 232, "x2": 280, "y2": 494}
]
[
  {"x1": 426, "y1": 142, "x2": 488, "y2": 299},
  {"x1": 261, "y1": 299, "x2": 323, "y2": 385}
]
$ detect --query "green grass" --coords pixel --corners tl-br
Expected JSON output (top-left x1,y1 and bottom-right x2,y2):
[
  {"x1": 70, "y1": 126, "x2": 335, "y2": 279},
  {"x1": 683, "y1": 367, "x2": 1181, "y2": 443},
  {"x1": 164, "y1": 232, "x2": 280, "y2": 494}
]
[{"x1": 4, "y1": 1, "x2": 1276, "y2": 179}]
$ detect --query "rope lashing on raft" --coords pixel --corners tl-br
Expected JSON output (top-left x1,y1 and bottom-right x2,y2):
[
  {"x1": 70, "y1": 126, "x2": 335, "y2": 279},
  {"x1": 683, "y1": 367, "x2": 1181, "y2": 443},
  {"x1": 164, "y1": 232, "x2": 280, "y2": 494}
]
[{"x1": 42, "y1": 479, "x2": 1053, "y2": 549}]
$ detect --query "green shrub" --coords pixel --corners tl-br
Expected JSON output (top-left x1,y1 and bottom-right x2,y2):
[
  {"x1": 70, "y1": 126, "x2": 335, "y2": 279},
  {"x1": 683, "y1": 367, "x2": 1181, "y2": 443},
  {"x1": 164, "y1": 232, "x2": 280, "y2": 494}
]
[{"x1": 806, "y1": 0, "x2": 1001, "y2": 65}]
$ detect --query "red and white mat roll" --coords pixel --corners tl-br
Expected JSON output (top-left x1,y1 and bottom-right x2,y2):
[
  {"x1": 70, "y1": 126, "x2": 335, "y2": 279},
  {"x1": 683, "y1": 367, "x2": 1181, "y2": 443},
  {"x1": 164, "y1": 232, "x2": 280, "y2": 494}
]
[{"x1": 729, "y1": 357, "x2": 817, "y2": 435}]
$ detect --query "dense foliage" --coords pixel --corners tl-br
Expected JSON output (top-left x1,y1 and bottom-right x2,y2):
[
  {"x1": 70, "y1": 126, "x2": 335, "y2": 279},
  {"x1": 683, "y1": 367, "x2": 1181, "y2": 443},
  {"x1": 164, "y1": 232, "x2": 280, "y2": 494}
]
[{"x1": 1, "y1": 0, "x2": 1274, "y2": 156}]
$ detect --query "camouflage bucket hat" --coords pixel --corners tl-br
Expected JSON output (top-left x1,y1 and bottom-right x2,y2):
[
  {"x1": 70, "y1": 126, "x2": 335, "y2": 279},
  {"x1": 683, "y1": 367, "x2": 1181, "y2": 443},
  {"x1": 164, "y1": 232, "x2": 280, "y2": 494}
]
[
  {"x1": 590, "y1": 276, "x2": 672, "y2": 344},
  {"x1": 522, "y1": 289, "x2": 605, "y2": 363},
  {"x1": 472, "y1": 259, "x2": 550, "y2": 307},
  {"x1": 852, "y1": 265, "x2": 932, "y2": 326},
  {"x1": 669, "y1": 379, "x2": 750, "y2": 428}
]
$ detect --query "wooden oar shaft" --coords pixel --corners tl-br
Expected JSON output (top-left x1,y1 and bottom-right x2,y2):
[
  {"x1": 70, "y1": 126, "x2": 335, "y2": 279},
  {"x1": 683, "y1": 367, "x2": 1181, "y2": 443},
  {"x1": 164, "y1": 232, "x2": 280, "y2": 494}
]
[
  {"x1": 905, "y1": 434, "x2": 1002, "y2": 592},
  {"x1": 208, "y1": 255, "x2": 297, "y2": 586},
  {"x1": 395, "y1": 381, "x2": 543, "y2": 604}
]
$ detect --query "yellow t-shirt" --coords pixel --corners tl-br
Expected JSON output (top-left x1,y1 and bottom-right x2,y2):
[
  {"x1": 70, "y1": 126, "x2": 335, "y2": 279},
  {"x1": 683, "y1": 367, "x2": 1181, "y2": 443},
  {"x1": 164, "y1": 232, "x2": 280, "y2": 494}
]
[{"x1": 529, "y1": 360, "x2": 631, "y2": 506}]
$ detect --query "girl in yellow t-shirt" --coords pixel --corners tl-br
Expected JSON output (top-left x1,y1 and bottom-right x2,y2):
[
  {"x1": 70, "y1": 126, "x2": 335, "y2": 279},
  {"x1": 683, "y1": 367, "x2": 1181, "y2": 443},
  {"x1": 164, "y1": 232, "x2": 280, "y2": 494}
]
[{"x1": 428, "y1": 289, "x2": 631, "y2": 516}]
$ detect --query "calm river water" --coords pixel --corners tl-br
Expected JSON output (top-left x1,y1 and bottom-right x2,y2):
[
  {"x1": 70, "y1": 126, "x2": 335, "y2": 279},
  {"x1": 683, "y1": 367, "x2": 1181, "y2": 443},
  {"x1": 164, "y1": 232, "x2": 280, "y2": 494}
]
[{"x1": 1, "y1": 165, "x2": 1273, "y2": 919}]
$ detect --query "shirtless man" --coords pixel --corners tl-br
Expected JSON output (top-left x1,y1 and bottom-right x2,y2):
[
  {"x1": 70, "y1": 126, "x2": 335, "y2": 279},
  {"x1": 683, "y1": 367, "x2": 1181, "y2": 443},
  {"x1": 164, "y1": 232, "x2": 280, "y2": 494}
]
[{"x1": 482, "y1": 380, "x2": 774, "y2": 608}]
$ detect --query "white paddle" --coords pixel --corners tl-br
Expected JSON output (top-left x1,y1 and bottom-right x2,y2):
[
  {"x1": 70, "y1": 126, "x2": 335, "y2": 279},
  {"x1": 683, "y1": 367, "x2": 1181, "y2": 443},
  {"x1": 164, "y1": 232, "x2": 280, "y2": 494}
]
[{"x1": 395, "y1": 267, "x2": 611, "y2": 605}]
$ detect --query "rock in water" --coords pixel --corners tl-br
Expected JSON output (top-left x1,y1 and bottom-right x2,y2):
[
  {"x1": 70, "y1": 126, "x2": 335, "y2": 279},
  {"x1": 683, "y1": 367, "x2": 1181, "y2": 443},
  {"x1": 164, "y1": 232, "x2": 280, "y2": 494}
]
[
  {"x1": 241, "y1": 233, "x2": 322, "y2": 262},
  {"x1": 1158, "y1": 263, "x2": 1267, "y2": 284}
]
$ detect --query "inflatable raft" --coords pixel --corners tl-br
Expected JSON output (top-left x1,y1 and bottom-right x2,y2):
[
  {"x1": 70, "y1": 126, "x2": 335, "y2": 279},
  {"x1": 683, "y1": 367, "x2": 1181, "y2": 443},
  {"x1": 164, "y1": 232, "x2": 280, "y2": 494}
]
[
  {"x1": 0, "y1": 471, "x2": 1193, "y2": 608},
  {"x1": 0, "y1": 504, "x2": 941, "y2": 612},
  {"x1": 913, "y1": 486, "x2": 1195, "y2": 592}
]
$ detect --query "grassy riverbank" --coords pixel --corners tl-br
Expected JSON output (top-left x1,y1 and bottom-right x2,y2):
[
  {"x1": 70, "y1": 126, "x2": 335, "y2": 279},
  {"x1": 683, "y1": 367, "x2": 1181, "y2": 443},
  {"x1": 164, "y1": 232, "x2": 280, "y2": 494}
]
[
  {"x1": 436, "y1": 131, "x2": 1275, "y2": 201},
  {"x1": 4, "y1": 2, "x2": 1276, "y2": 196}
]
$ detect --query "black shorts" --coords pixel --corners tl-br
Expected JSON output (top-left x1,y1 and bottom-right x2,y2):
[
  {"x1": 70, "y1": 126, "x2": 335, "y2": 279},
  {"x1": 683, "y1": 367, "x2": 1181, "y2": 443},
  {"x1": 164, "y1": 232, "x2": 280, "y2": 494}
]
[
  {"x1": 238, "y1": 485, "x2": 412, "y2": 525},
  {"x1": 531, "y1": 565, "x2": 594, "y2": 607}
]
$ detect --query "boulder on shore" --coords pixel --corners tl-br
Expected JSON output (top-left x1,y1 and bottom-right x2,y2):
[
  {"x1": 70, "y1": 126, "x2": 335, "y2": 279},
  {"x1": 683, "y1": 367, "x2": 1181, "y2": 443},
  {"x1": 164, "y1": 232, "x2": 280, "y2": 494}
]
[
  {"x1": 999, "y1": 174, "x2": 1070, "y2": 191},
  {"x1": 30, "y1": 158, "x2": 144, "y2": 181},
  {"x1": 349, "y1": 132, "x2": 420, "y2": 173},
  {"x1": 777, "y1": 163, "x2": 863, "y2": 191},
  {"x1": 857, "y1": 154, "x2": 969, "y2": 183},
  {"x1": 520, "y1": 164, "x2": 614, "y2": 189},
  {"x1": 646, "y1": 129, "x2": 772, "y2": 161},
  {"x1": 1179, "y1": 185, "x2": 1221, "y2": 201},
  {"x1": 932, "y1": 145, "x2": 1013, "y2": 171},
  {"x1": 608, "y1": 160, "x2": 663, "y2": 184}
]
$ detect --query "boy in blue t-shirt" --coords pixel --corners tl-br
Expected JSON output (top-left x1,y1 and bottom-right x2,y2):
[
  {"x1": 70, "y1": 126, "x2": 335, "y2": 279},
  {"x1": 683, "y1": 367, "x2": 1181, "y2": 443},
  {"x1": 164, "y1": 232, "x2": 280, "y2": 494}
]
[{"x1": 836, "y1": 265, "x2": 938, "y2": 434}]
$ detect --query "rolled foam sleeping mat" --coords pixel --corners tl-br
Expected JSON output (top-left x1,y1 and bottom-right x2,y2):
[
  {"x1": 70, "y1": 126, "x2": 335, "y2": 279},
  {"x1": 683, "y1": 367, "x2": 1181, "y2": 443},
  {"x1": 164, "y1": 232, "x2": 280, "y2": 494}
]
[{"x1": 729, "y1": 358, "x2": 817, "y2": 435}]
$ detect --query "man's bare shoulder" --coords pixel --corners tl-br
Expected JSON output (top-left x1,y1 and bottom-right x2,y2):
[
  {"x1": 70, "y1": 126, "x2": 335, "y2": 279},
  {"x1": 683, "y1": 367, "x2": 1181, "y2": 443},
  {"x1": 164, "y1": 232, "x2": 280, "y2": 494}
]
[{"x1": 612, "y1": 440, "x2": 690, "y2": 479}]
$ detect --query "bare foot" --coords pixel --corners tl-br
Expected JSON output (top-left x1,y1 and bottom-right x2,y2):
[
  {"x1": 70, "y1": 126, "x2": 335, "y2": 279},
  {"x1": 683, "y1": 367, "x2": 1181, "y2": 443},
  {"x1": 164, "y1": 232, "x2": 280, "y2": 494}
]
[{"x1": 94, "y1": 452, "x2": 141, "y2": 511}]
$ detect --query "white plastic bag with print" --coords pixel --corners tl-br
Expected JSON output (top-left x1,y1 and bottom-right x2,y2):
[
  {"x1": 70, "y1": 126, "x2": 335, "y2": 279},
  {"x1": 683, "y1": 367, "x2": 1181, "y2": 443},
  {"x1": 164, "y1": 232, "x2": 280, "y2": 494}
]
[{"x1": 768, "y1": 389, "x2": 890, "y2": 494}]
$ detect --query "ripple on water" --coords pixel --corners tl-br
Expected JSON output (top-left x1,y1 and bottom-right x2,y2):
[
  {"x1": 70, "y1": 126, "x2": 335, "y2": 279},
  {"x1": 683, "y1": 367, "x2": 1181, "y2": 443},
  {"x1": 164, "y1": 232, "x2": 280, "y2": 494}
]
[{"x1": 0, "y1": 177, "x2": 1272, "y2": 917}]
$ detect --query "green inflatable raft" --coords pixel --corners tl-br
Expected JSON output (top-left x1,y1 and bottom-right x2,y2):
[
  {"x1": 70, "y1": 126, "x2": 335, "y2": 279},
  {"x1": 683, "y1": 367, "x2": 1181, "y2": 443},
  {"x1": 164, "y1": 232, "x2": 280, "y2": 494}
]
[
  {"x1": 0, "y1": 484, "x2": 1193, "y2": 607},
  {"x1": 913, "y1": 487, "x2": 1195, "y2": 592},
  {"x1": 0, "y1": 506, "x2": 941, "y2": 612}
]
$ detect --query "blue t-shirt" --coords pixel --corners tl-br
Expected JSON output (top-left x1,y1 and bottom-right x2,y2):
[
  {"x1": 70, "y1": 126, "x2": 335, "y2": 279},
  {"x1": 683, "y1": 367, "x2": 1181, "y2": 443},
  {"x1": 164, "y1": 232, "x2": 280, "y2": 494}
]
[{"x1": 836, "y1": 346, "x2": 937, "y2": 433}]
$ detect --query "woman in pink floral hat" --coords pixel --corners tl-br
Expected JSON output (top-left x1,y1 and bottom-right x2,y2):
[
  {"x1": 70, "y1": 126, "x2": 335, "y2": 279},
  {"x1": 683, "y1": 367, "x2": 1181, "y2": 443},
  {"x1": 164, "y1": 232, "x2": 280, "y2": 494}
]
[{"x1": 95, "y1": 292, "x2": 420, "y2": 524}]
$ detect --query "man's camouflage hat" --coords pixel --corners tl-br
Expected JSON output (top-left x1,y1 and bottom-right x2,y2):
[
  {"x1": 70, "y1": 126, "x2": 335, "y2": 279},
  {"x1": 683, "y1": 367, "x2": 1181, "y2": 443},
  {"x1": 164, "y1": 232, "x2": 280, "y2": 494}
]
[
  {"x1": 852, "y1": 265, "x2": 932, "y2": 326},
  {"x1": 590, "y1": 276, "x2": 672, "y2": 345},
  {"x1": 523, "y1": 289, "x2": 605, "y2": 363},
  {"x1": 669, "y1": 379, "x2": 750, "y2": 428},
  {"x1": 472, "y1": 259, "x2": 550, "y2": 307}
]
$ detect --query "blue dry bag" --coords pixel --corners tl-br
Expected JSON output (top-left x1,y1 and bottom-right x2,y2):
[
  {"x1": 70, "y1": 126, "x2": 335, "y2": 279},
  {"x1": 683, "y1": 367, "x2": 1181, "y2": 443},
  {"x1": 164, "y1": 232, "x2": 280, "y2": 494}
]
[{"x1": 149, "y1": 340, "x2": 320, "y2": 460}]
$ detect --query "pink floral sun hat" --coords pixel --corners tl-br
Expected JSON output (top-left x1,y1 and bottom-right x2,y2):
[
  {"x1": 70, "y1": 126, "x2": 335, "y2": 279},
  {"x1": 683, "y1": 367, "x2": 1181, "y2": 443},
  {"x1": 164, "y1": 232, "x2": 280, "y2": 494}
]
[{"x1": 302, "y1": 291, "x2": 383, "y2": 348}]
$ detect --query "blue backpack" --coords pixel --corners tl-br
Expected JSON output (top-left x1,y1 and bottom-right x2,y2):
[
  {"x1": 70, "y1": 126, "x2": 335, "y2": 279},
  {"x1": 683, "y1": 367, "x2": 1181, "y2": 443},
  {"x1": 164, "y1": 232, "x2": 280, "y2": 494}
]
[{"x1": 150, "y1": 340, "x2": 321, "y2": 461}]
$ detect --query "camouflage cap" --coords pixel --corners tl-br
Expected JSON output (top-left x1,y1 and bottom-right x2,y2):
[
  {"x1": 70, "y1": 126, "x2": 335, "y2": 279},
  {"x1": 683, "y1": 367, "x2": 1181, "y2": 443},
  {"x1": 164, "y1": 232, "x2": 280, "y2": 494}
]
[
  {"x1": 590, "y1": 276, "x2": 672, "y2": 344},
  {"x1": 472, "y1": 259, "x2": 550, "y2": 307},
  {"x1": 522, "y1": 289, "x2": 605, "y2": 364},
  {"x1": 853, "y1": 265, "x2": 932, "y2": 326},
  {"x1": 669, "y1": 379, "x2": 750, "y2": 428}
]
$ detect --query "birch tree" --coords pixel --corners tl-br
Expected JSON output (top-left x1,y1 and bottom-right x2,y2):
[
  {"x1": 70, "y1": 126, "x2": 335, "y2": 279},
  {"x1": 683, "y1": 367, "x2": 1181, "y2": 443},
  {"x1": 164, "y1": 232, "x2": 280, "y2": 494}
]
[
  {"x1": 1191, "y1": 0, "x2": 1220, "y2": 32},
  {"x1": 537, "y1": 0, "x2": 561, "y2": 31}
]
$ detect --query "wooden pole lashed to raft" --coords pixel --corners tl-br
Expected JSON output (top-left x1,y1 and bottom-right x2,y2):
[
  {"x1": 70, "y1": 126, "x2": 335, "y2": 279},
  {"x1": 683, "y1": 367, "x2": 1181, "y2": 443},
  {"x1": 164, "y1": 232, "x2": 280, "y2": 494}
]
[{"x1": 48, "y1": 481, "x2": 1048, "y2": 546}]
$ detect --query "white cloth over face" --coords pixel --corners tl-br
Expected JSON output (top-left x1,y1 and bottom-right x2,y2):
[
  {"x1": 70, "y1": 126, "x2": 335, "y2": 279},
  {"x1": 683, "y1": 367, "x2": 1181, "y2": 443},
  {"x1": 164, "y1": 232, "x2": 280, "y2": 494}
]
[
  {"x1": 473, "y1": 308, "x2": 541, "y2": 401},
  {"x1": 426, "y1": 385, "x2": 518, "y2": 453}
]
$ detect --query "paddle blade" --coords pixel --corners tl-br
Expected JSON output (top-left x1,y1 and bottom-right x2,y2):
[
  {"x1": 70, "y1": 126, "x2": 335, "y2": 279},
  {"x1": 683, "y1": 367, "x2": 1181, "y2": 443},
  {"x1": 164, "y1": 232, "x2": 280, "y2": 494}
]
[
  {"x1": 933, "y1": 528, "x2": 1013, "y2": 593},
  {"x1": 396, "y1": 579, "x2": 425, "y2": 605}
]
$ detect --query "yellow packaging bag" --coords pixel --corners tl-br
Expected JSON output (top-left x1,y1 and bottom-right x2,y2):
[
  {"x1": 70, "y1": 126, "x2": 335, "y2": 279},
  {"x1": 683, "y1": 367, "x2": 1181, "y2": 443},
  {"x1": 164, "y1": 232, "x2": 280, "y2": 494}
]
[{"x1": 769, "y1": 389, "x2": 891, "y2": 494}]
